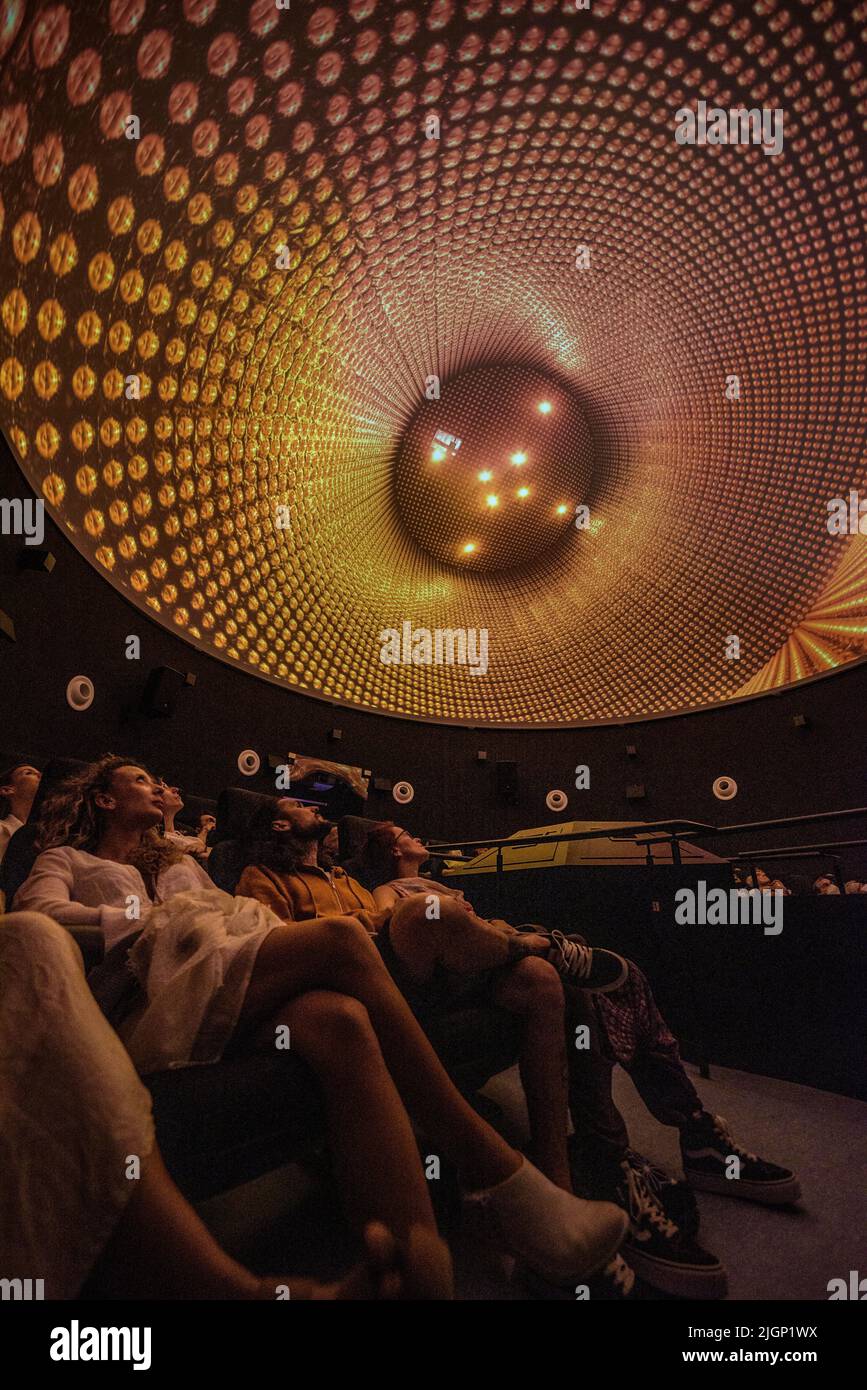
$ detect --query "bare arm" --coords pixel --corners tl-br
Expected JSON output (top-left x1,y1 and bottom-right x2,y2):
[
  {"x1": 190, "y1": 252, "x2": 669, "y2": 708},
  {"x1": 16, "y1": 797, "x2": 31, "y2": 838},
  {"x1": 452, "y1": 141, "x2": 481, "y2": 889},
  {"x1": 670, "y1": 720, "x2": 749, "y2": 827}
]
[{"x1": 373, "y1": 883, "x2": 400, "y2": 911}]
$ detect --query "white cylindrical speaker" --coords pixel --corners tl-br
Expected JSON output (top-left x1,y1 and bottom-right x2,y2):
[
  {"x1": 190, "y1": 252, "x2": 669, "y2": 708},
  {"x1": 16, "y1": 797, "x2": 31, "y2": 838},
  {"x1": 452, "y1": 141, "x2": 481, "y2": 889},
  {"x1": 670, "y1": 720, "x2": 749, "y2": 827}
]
[
  {"x1": 237, "y1": 749, "x2": 260, "y2": 777},
  {"x1": 66, "y1": 675, "x2": 94, "y2": 711},
  {"x1": 546, "y1": 789, "x2": 568, "y2": 812},
  {"x1": 712, "y1": 775, "x2": 738, "y2": 801},
  {"x1": 392, "y1": 781, "x2": 414, "y2": 804}
]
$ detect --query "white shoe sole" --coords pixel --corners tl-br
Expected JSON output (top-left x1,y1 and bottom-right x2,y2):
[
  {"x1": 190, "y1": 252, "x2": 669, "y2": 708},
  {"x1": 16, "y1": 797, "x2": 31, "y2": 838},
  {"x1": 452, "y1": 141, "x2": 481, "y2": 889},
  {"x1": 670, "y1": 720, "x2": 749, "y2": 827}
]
[
  {"x1": 684, "y1": 1168, "x2": 802, "y2": 1205},
  {"x1": 626, "y1": 1243, "x2": 728, "y2": 1300}
]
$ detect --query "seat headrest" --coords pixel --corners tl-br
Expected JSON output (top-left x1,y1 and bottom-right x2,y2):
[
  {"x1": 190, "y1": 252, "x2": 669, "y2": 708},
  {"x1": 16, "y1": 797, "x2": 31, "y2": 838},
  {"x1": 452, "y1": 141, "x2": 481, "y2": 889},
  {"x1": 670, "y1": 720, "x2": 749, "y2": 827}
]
[
  {"x1": 215, "y1": 786, "x2": 274, "y2": 844},
  {"x1": 30, "y1": 757, "x2": 90, "y2": 819},
  {"x1": 337, "y1": 814, "x2": 381, "y2": 864}
]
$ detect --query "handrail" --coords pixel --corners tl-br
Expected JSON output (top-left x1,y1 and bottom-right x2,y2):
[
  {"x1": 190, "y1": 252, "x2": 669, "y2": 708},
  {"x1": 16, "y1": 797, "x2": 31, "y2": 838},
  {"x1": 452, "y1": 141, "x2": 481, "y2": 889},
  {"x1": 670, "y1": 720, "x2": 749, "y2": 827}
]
[
  {"x1": 427, "y1": 806, "x2": 867, "y2": 857},
  {"x1": 428, "y1": 818, "x2": 715, "y2": 855}
]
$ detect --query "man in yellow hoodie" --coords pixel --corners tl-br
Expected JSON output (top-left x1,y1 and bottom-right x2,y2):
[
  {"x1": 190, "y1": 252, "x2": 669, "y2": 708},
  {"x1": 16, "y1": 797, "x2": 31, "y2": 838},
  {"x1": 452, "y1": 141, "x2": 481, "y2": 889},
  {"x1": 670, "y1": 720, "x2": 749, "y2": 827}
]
[{"x1": 237, "y1": 796, "x2": 577, "y2": 1195}]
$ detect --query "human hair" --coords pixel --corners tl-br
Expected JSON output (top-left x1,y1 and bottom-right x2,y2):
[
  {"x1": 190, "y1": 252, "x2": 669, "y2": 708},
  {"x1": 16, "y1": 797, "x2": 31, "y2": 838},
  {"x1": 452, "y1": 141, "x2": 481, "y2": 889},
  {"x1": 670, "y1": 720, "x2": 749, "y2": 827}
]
[
  {"x1": 360, "y1": 821, "x2": 402, "y2": 887},
  {"x1": 240, "y1": 798, "x2": 305, "y2": 874},
  {"x1": 34, "y1": 753, "x2": 183, "y2": 895},
  {"x1": 0, "y1": 765, "x2": 18, "y2": 820}
]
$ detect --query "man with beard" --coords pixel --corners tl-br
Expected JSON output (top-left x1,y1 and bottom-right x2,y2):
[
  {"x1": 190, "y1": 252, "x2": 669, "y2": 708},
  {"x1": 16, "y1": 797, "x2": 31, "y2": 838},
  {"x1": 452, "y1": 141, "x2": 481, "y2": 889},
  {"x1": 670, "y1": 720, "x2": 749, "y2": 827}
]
[{"x1": 236, "y1": 797, "x2": 609, "y2": 1236}]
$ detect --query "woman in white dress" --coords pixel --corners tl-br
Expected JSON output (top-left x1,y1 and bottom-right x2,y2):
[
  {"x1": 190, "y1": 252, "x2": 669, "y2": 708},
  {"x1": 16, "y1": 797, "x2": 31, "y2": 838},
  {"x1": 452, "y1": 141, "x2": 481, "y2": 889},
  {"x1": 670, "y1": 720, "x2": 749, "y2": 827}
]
[
  {"x1": 0, "y1": 909, "x2": 451, "y2": 1300},
  {"x1": 15, "y1": 755, "x2": 628, "y2": 1287}
]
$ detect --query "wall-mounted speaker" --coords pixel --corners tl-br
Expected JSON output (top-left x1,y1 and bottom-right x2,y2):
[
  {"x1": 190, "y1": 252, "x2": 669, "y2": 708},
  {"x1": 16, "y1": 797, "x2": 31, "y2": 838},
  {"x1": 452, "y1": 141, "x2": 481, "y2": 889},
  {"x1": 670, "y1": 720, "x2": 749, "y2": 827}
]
[
  {"x1": 66, "y1": 675, "x2": 94, "y2": 711},
  {"x1": 713, "y1": 775, "x2": 738, "y2": 801},
  {"x1": 237, "y1": 750, "x2": 260, "y2": 777},
  {"x1": 546, "y1": 789, "x2": 568, "y2": 812},
  {"x1": 393, "y1": 781, "x2": 415, "y2": 804},
  {"x1": 495, "y1": 760, "x2": 518, "y2": 805}
]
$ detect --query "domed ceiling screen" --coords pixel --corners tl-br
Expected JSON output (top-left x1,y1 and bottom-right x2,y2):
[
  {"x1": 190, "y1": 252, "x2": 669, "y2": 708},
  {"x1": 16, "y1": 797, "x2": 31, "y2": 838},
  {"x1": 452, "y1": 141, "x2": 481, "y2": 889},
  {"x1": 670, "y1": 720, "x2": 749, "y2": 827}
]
[{"x1": 1, "y1": 0, "x2": 866, "y2": 726}]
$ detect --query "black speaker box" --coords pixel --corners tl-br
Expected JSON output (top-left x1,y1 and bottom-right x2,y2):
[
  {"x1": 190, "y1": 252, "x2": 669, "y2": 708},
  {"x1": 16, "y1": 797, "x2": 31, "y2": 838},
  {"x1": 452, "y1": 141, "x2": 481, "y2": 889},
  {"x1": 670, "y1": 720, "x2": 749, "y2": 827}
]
[{"x1": 141, "y1": 666, "x2": 187, "y2": 718}]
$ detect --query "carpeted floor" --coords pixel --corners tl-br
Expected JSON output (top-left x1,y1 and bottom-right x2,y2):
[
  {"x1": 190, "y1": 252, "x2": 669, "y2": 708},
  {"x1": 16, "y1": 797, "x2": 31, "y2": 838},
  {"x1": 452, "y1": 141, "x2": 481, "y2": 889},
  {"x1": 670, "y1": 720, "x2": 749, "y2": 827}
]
[
  {"x1": 452, "y1": 1060, "x2": 867, "y2": 1301},
  {"x1": 199, "y1": 1061, "x2": 867, "y2": 1301}
]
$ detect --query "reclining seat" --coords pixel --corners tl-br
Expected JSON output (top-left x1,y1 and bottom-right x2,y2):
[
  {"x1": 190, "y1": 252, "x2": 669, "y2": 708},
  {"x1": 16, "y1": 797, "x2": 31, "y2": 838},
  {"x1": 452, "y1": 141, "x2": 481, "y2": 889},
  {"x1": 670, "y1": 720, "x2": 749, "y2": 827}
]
[
  {"x1": 2, "y1": 757, "x2": 89, "y2": 920},
  {"x1": 207, "y1": 786, "x2": 274, "y2": 893}
]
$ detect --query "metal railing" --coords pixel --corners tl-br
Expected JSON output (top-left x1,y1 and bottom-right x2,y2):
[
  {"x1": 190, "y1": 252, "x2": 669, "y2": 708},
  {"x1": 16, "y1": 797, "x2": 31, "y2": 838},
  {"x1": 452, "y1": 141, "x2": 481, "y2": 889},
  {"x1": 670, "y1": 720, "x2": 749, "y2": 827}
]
[{"x1": 428, "y1": 806, "x2": 867, "y2": 902}]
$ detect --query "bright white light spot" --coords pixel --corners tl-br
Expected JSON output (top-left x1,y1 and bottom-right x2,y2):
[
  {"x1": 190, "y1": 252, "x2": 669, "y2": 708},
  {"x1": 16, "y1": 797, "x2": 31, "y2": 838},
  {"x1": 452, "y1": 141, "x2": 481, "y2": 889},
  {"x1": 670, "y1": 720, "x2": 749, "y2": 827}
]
[
  {"x1": 478, "y1": 470, "x2": 493, "y2": 482},
  {"x1": 510, "y1": 451, "x2": 527, "y2": 465},
  {"x1": 486, "y1": 494, "x2": 499, "y2": 507},
  {"x1": 517, "y1": 487, "x2": 530, "y2": 498},
  {"x1": 538, "y1": 401, "x2": 552, "y2": 415}
]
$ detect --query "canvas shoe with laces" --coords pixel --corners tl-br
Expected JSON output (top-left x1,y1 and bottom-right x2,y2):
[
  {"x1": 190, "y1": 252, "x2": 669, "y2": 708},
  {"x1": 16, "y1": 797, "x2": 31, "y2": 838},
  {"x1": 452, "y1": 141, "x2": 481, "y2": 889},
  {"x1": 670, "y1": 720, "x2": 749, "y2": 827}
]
[
  {"x1": 618, "y1": 1160, "x2": 727, "y2": 1300},
  {"x1": 625, "y1": 1148, "x2": 700, "y2": 1240},
  {"x1": 546, "y1": 931, "x2": 629, "y2": 992},
  {"x1": 681, "y1": 1112, "x2": 801, "y2": 1206}
]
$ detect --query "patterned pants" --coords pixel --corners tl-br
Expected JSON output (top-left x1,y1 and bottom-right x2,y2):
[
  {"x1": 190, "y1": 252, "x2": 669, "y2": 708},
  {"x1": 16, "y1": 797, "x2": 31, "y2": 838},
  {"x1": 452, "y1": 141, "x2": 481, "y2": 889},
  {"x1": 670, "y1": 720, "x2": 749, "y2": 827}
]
[{"x1": 566, "y1": 958, "x2": 704, "y2": 1166}]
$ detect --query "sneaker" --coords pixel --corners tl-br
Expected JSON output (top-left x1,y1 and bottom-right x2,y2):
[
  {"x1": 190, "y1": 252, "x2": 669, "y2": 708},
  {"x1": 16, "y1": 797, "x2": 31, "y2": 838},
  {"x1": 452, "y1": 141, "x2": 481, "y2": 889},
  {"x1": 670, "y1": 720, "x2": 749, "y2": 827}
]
[
  {"x1": 516, "y1": 1251, "x2": 640, "y2": 1301},
  {"x1": 619, "y1": 1161, "x2": 727, "y2": 1300},
  {"x1": 681, "y1": 1112, "x2": 802, "y2": 1206},
  {"x1": 462, "y1": 1157, "x2": 629, "y2": 1284},
  {"x1": 547, "y1": 931, "x2": 629, "y2": 992},
  {"x1": 625, "y1": 1148, "x2": 700, "y2": 1240}
]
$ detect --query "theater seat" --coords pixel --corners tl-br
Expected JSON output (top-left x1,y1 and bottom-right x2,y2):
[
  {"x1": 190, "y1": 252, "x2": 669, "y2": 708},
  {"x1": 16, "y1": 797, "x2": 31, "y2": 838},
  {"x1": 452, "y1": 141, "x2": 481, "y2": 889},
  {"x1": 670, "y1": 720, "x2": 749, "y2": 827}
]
[
  {"x1": 207, "y1": 785, "x2": 274, "y2": 893},
  {"x1": 146, "y1": 1004, "x2": 521, "y2": 1203},
  {"x1": 2, "y1": 756, "x2": 89, "y2": 908}
]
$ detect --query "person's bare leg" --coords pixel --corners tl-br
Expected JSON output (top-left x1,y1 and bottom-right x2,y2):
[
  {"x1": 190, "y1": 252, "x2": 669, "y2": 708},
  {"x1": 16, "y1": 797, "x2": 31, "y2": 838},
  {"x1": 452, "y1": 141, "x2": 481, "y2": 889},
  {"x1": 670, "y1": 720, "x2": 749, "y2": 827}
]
[
  {"x1": 87, "y1": 1148, "x2": 451, "y2": 1300},
  {"x1": 242, "y1": 989, "x2": 439, "y2": 1241},
  {"x1": 239, "y1": 914, "x2": 521, "y2": 1190},
  {"x1": 492, "y1": 958, "x2": 573, "y2": 1192}
]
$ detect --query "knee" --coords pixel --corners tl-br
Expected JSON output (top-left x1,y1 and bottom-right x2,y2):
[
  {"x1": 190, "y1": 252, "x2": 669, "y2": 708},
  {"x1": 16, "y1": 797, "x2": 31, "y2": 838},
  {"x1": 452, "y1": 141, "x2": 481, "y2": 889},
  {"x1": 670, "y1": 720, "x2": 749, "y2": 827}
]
[
  {"x1": 0, "y1": 910, "x2": 73, "y2": 956},
  {"x1": 321, "y1": 913, "x2": 378, "y2": 958},
  {"x1": 501, "y1": 955, "x2": 565, "y2": 1012},
  {"x1": 292, "y1": 990, "x2": 378, "y2": 1062}
]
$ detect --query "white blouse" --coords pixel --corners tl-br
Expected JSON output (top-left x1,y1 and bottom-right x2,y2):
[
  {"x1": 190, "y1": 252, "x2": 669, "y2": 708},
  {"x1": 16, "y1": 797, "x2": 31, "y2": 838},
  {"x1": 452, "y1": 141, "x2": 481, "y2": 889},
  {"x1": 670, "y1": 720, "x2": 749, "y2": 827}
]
[{"x1": 15, "y1": 847, "x2": 212, "y2": 950}]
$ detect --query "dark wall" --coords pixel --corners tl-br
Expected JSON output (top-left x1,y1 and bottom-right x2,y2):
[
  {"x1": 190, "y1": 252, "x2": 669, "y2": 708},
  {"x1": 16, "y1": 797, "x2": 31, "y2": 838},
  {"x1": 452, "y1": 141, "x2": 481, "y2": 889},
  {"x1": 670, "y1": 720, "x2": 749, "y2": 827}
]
[{"x1": 2, "y1": 435, "x2": 867, "y2": 868}]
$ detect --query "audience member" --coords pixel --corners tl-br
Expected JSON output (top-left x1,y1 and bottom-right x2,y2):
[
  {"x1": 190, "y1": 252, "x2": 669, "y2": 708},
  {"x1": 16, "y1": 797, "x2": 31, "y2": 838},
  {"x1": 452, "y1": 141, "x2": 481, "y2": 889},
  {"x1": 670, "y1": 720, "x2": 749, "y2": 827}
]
[
  {"x1": 359, "y1": 818, "x2": 803, "y2": 1299},
  {"x1": 0, "y1": 909, "x2": 451, "y2": 1300},
  {"x1": 238, "y1": 799, "x2": 622, "y2": 1201},
  {"x1": 160, "y1": 782, "x2": 211, "y2": 859},
  {"x1": 814, "y1": 875, "x2": 841, "y2": 895},
  {"x1": 0, "y1": 762, "x2": 40, "y2": 865},
  {"x1": 15, "y1": 756, "x2": 627, "y2": 1288}
]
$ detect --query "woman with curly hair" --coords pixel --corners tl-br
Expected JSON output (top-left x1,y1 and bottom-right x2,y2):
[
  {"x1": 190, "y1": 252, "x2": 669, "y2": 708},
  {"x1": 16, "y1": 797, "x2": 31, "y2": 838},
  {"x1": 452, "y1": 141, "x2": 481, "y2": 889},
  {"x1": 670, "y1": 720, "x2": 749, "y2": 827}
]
[{"x1": 13, "y1": 754, "x2": 628, "y2": 1290}]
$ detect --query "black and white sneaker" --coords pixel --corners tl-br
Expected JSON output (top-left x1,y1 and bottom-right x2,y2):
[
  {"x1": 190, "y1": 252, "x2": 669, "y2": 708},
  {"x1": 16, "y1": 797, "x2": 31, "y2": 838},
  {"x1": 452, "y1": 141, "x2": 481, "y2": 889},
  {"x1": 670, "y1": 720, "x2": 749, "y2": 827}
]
[
  {"x1": 619, "y1": 1161, "x2": 727, "y2": 1300},
  {"x1": 518, "y1": 1251, "x2": 640, "y2": 1301},
  {"x1": 681, "y1": 1112, "x2": 801, "y2": 1206},
  {"x1": 625, "y1": 1149, "x2": 700, "y2": 1240},
  {"x1": 546, "y1": 932, "x2": 629, "y2": 992}
]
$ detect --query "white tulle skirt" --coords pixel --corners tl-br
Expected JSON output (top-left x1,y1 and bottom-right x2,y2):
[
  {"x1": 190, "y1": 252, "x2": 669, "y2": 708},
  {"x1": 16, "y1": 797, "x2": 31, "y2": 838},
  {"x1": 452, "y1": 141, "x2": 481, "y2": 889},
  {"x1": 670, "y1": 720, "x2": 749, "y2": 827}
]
[{"x1": 119, "y1": 888, "x2": 279, "y2": 1074}]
